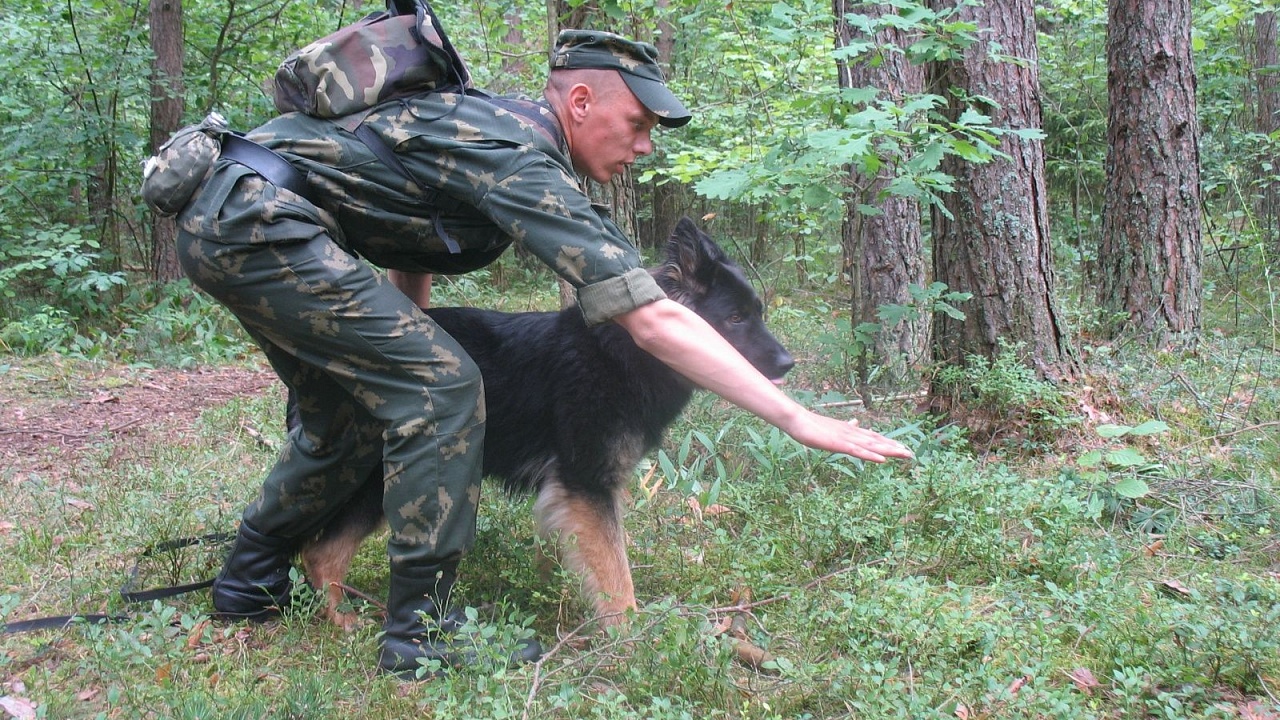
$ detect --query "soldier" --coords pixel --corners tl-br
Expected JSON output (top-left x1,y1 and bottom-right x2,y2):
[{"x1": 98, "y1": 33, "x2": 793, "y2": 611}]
[{"x1": 173, "y1": 30, "x2": 912, "y2": 677}]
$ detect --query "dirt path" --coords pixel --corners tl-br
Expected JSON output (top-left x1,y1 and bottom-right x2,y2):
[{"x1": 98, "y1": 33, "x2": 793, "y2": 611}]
[{"x1": 0, "y1": 361, "x2": 278, "y2": 480}]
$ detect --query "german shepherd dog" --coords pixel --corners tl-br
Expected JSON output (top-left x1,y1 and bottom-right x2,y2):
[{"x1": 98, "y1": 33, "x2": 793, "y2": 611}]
[{"x1": 300, "y1": 218, "x2": 793, "y2": 630}]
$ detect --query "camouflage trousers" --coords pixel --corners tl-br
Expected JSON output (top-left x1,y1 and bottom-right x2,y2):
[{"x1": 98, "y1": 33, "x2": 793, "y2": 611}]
[{"x1": 176, "y1": 166, "x2": 484, "y2": 569}]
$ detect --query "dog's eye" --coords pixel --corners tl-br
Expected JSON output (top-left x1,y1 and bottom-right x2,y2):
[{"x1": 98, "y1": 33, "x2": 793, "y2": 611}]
[{"x1": 727, "y1": 314, "x2": 744, "y2": 324}]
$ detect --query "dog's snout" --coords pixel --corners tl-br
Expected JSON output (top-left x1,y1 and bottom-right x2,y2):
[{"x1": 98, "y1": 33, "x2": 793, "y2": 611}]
[
  {"x1": 776, "y1": 351, "x2": 795, "y2": 377},
  {"x1": 763, "y1": 347, "x2": 795, "y2": 383}
]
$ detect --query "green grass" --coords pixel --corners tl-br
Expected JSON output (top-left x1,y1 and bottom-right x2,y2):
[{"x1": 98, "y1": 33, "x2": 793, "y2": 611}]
[{"x1": 3, "y1": 269, "x2": 1279, "y2": 719}]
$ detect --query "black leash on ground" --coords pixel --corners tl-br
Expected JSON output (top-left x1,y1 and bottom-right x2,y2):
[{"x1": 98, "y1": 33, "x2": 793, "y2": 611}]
[{"x1": 1, "y1": 532, "x2": 234, "y2": 635}]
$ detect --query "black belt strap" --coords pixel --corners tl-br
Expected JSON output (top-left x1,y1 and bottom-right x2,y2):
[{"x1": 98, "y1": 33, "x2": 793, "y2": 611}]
[{"x1": 221, "y1": 133, "x2": 316, "y2": 204}]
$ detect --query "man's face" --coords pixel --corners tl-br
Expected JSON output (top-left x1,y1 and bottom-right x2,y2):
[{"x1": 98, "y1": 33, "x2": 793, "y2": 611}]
[{"x1": 570, "y1": 77, "x2": 660, "y2": 184}]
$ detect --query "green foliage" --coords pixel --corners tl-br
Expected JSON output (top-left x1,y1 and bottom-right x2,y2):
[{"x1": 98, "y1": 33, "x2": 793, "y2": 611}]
[
  {"x1": 663, "y1": 0, "x2": 1022, "y2": 223},
  {"x1": 1076, "y1": 420, "x2": 1170, "y2": 501},
  {"x1": 0, "y1": 222, "x2": 126, "y2": 315},
  {"x1": 933, "y1": 341, "x2": 1075, "y2": 448}
]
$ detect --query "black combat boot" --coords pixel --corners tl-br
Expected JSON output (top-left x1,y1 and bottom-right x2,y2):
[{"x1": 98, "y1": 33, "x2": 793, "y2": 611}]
[
  {"x1": 211, "y1": 521, "x2": 294, "y2": 622},
  {"x1": 378, "y1": 563, "x2": 543, "y2": 678}
]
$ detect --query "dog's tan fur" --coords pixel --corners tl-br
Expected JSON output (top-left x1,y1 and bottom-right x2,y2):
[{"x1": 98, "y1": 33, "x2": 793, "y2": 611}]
[
  {"x1": 301, "y1": 524, "x2": 367, "y2": 631},
  {"x1": 301, "y1": 478, "x2": 637, "y2": 631},
  {"x1": 533, "y1": 479, "x2": 635, "y2": 626}
]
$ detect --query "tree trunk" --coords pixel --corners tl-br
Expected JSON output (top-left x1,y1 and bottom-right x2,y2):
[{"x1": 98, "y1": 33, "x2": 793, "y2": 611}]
[
  {"x1": 639, "y1": 1, "x2": 687, "y2": 249},
  {"x1": 927, "y1": 0, "x2": 1075, "y2": 381},
  {"x1": 550, "y1": 0, "x2": 594, "y2": 34},
  {"x1": 1252, "y1": 11, "x2": 1279, "y2": 254},
  {"x1": 149, "y1": 0, "x2": 184, "y2": 283},
  {"x1": 488, "y1": 8, "x2": 530, "y2": 95},
  {"x1": 1099, "y1": 0, "x2": 1202, "y2": 342},
  {"x1": 834, "y1": 0, "x2": 928, "y2": 401}
]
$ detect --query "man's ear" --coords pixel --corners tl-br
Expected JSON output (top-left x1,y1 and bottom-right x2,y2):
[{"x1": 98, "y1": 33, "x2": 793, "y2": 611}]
[{"x1": 565, "y1": 83, "x2": 593, "y2": 122}]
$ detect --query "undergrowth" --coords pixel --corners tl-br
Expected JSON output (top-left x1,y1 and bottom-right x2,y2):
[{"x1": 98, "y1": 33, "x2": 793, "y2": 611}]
[{"x1": 2, "y1": 266, "x2": 1278, "y2": 719}]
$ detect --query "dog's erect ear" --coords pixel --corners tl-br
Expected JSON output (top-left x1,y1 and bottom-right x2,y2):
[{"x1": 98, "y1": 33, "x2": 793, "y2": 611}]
[
  {"x1": 655, "y1": 218, "x2": 734, "y2": 301},
  {"x1": 655, "y1": 217, "x2": 704, "y2": 300},
  {"x1": 667, "y1": 217, "x2": 700, "y2": 269},
  {"x1": 670, "y1": 216, "x2": 726, "y2": 275}
]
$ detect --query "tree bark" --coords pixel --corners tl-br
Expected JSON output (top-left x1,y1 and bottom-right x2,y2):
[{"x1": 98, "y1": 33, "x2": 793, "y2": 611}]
[
  {"x1": 834, "y1": 0, "x2": 928, "y2": 400},
  {"x1": 149, "y1": 0, "x2": 184, "y2": 283},
  {"x1": 1252, "y1": 10, "x2": 1279, "y2": 253},
  {"x1": 927, "y1": 0, "x2": 1075, "y2": 381},
  {"x1": 1098, "y1": 0, "x2": 1203, "y2": 342},
  {"x1": 488, "y1": 8, "x2": 530, "y2": 96},
  {"x1": 638, "y1": 0, "x2": 686, "y2": 249}
]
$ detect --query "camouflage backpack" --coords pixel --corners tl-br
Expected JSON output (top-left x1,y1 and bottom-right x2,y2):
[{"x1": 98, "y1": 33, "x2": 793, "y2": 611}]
[{"x1": 272, "y1": 0, "x2": 471, "y2": 125}]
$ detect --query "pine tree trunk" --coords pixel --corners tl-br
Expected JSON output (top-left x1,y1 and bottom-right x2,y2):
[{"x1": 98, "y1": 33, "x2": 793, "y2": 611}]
[
  {"x1": 835, "y1": 0, "x2": 928, "y2": 401},
  {"x1": 928, "y1": 0, "x2": 1075, "y2": 381},
  {"x1": 1099, "y1": 0, "x2": 1203, "y2": 341},
  {"x1": 641, "y1": 1, "x2": 687, "y2": 250},
  {"x1": 149, "y1": 0, "x2": 184, "y2": 283},
  {"x1": 1252, "y1": 11, "x2": 1279, "y2": 254}
]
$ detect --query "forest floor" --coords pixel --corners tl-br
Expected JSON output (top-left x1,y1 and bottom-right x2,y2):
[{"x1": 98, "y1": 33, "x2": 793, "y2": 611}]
[{"x1": 0, "y1": 361, "x2": 279, "y2": 482}]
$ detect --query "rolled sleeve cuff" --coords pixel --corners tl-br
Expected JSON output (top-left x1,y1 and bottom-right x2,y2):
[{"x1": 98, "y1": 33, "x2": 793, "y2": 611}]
[{"x1": 576, "y1": 267, "x2": 667, "y2": 326}]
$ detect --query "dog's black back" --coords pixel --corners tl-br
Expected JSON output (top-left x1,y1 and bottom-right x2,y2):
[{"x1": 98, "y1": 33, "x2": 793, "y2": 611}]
[
  {"x1": 427, "y1": 217, "x2": 791, "y2": 504},
  {"x1": 315, "y1": 218, "x2": 792, "y2": 513}
]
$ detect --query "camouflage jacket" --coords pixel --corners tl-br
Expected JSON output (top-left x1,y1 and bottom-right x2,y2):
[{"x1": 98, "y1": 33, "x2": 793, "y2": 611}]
[{"x1": 246, "y1": 91, "x2": 665, "y2": 324}]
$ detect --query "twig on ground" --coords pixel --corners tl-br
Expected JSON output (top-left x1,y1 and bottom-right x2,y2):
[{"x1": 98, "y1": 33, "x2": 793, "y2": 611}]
[{"x1": 1172, "y1": 420, "x2": 1280, "y2": 453}]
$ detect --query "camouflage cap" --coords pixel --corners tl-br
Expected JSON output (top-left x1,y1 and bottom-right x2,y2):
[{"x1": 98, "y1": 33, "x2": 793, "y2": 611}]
[{"x1": 551, "y1": 29, "x2": 691, "y2": 128}]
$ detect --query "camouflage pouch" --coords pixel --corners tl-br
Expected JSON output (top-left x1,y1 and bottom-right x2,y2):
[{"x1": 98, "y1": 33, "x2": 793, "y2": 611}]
[
  {"x1": 140, "y1": 111, "x2": 229, "y2": 217},
  {"x1": 272, "y1": 0, "x2": 471, "y2": 120}
]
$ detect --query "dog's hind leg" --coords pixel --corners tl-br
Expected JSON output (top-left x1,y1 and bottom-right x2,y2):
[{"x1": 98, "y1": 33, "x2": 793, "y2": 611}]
[
  {"x1": 301, "y1": 473, "x2": 385, "y2": 632},
  {"x1": 533, "y1": 479, "x2": 635, "y2": 628}
]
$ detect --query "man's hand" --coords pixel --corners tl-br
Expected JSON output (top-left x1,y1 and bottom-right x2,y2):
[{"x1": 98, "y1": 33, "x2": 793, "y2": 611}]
[{"x1": 613, "y1": 299, "x2": 912, "y2": 462}]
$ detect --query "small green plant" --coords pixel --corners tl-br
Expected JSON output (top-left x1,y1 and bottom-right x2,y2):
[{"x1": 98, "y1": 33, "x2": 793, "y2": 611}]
[
  {"x1": 0, "y1": 223, "x2": 126, "y2": 319},
  {"x1": 0, "y1": 304, "x2": 81, "y2": 355},
  {"x1": 654, "y1": 426, "x2": 738, "y2": 512},
  {"x1": 1077, "y1": 420, "x2": 1169, "y2": 500},
  {"x1": 877, "y1": 281, "x2": 973, "y2": 334}
]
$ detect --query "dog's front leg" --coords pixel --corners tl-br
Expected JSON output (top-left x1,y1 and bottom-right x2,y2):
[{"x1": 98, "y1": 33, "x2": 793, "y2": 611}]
[
  {"x1": 533, "y1": 479, "x2": 636, "y2": 628},
  {"x1": 301, "y1": 474, "x2": 387, "y2": 632}
]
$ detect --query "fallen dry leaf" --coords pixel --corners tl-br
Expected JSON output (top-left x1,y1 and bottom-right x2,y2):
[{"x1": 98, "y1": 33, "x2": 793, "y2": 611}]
[
  {"x1": 75, "y1": 687, "x2": 100, "y2": 703},
  {"x1": 186, "y1": 618, "x2": 211, "y2": 650},
  {"x1": 64, "y1": 497, "x2": 94, "y2": 511},
  {"x1": 1238, "y1": 701, "x2": 1280, "y2": 720},
  {"x1": 1066, "y1": 667, "x2": 1100, "y2": 694},
  {"x1": 1157, "y1": 578, "x2": 1193, "y2": 600},
  {"x1": 637, "y1": 464, "x2": 660, "y2": 500},
  {"x1": 0, "y1": 695, "x2": 37, "y2": 720},
  {"x1": 686, "y1": 496, "x2": 703, "y2": 522},
  {"x1": 710, "y1": 615, "x2": 733, "y2": 636}
]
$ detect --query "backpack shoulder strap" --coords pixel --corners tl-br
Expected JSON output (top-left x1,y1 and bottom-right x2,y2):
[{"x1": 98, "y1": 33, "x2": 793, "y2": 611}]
[
  {"x1": 404, "y1": 0, "x2": 471, "y2": 90},
  {"x1": 469, "y1": 91, "x2": 562, "y2": 148},
  {"x1": 352, "y1": 122, "x2": 462, "y2": 254}
]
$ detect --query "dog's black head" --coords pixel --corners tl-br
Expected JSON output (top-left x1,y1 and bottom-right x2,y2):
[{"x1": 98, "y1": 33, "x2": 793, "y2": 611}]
[{"x1": 652, "y1": 218, "x2": 795, "y2": 382}]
